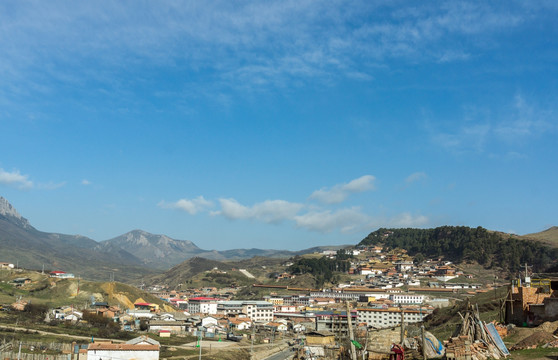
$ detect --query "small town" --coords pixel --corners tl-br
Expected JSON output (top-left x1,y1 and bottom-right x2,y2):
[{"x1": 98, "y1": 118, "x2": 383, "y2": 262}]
[{"x1": 2, "y1": 233, "x2": 558, "y2": 360}]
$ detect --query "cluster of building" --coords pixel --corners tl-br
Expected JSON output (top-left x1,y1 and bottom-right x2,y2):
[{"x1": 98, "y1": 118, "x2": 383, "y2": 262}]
[{"x1": 346, "y1": 246, "x2": 463, "y2": 287}]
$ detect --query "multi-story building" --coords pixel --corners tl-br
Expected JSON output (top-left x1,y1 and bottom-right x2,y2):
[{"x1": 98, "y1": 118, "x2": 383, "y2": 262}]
[
  {"x1": 187, "y1": 297, "x2": 218, "y2": 315},
  {"x1": 217, "y1": 300, "x2": 274, "y2": 322},
  {"x1": 357, "y1": 307, "x2": 431, "y2": 328},
  {"x1": 283, "y1": 295, "x2": 310, "y2": 306},
  {"x1": 389, "y1": 294, "x2": 425, "y2": 304}
]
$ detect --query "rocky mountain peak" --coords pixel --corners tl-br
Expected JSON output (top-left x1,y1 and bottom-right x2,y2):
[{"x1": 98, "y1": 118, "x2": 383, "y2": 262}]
[{"x1": 0, "y1": 196, "x2": 31, "y2": 228}]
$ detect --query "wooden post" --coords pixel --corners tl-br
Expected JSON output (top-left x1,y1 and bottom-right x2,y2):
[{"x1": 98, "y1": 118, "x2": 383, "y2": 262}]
[
  {"x1": 421, "y1": 325, "x2": 427, "y2": 360},
  {"x1": 400, "y1": 309, "x2": 405, "y2": 345},
  {"x1": 345, "y1": 301, "x2": 358, "y2": 360}
]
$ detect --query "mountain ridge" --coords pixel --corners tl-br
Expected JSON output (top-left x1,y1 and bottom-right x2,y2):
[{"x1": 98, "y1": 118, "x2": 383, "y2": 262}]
[{"x1": 0, "y1": 196, "x2": 345, "y2": 276}]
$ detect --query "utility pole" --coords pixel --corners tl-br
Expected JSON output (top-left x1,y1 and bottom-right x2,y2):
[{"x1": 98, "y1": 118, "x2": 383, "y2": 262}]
[
  {"x1": 198, "y1": 331, "x2": 202, "y2": 360},
  {"x1": 400, "y1": 308, "x2": 405, "y2": 345},
  {"x1": 345, "y1": 301, "x2": 357, "y2": 360},
  {"x1": 250, "y1": 324, "x2": 256, "y2": 359},
  {"x1": 421, "y1": 325, "x2": 427, "y2": 360}
]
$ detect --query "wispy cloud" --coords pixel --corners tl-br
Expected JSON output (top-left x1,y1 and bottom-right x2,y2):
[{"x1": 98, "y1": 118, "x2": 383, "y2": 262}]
[
  {"x1": 294, "y1": 207, "x2": 370, "y2": 233},
  {"x1": 81, "y1": 179, "x2": 92, "y2": 185},
  {"x1": 387, "y1": 213, "x2": 429, "y2": 227},
  {"x1": 0, "y1": 168, "x2": 33, "y2": 189},
  {"x1": 158, "y1": 196, "x2": 213, "y2": 215},
  {"x1": 0, "y1": 1, "x2": 546, "y2": 101},
  {"x1": 405, "y1": 172, "x2": 427, "y2": 184},
  {"x1": 494, "y1": 94, "x2": 555, "y2": 142},
  {"x1": 37, "y1": 181, "x2": 66, "y2": 190},
  {"x1": 309, "y1": 175, "x2": 376, "y2": 204},
  {"x1": 428, "y1": 94, "x2": 556, "y2": 154}
]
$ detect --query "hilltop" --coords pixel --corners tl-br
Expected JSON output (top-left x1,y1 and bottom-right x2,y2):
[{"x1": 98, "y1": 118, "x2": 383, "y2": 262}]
[
  {"x1": 0, "y1": 268, "x2": 173, "y2": 311},
  {"x1": 521, "y1": 226, "x2": 558, "y2": 247},
  {"x1": 146, "y1": 256, "x2": 288, "y2": 289},
  {"x1": 359, "y1": 226, "x2": 558, "y2": 274}
]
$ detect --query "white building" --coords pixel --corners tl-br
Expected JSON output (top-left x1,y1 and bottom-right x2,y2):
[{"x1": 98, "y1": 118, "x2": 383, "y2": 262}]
[
  {"x1": 127, "y1": 309, "x2": 157, "y2": 319},
  {"x1": 188, "y1": 297, "x2": 218, "y2": 315},
  {"x1": 357, "y1": 308, "x2": 431, "y2": 329},
  {"x1": 217, "y1": 300, "x2": 274, "y2": 322},
  {"x1": 389, "y1": 294, "x2": 425, "y2": 304},
  {"x1": 87, "y1": 336, "x2": 159, "y2": 360},
  {"x1": 395, "y1": 261, "x2": 414, "y2": 272}
]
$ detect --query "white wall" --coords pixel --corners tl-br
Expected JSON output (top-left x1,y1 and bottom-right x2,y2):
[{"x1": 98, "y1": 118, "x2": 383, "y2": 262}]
[{"x1": 88, "y1": 350, "x2": 159, "y2": 360}]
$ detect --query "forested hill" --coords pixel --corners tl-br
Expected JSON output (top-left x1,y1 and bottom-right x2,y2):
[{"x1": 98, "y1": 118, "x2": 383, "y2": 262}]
[{"x1": 359, "y1": 226, "x2": 558, "y2": 273}]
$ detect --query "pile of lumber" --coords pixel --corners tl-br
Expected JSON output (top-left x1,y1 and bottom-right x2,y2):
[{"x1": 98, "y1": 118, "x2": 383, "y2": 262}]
[
  {"x1": 445, "y1": 335, "x2": 500, "y2": 360},
  {"x1": 444, "y1": 303, "x2": 508, "y2": 360}
]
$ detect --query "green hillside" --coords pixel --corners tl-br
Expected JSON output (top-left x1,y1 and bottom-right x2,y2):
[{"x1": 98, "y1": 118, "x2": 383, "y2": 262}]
[
  {"x1": 147, "y1": 256, "x2": 292, "y2": 289},
  {"x1": 359, "y1": 226, "x2": 558, "y2": 273}
]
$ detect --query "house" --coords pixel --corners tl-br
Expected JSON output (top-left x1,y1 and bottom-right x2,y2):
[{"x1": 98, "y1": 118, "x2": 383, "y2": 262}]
[
  {"x1": 147, "y1": 320, "x2": 187, "y2": 333},
  {"x1": 0, "y1": 262, "x2": 14, "y2": 269},
  {"x1": 201, "y1": 316, "x2": 218, "y2": 328},
  {"x1": 265, "y1": 322, "x2": 288, "y2": 332},
  {"x1": 229, "y1": 318, "x2": 252, "y2": 331},
  {"x1": 134, "y1": 302, "x2": 159, "y2": 312},
  {"x1": 88, "y1": 336, "x2": 160, "y2": 360},
  {"x1": 433, "y1": 266, "x2": 458, "y2": 282},
  {"x1": 127, "y1": 309, "x2": 157, "y2": 319},
  {"x1": 51, "y1": 307, "x2": 83, "y2": 322}
]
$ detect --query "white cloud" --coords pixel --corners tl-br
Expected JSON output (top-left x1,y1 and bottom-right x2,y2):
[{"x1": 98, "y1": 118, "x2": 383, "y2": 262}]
[
  {"x1": 294, "y1": 208, "x2": 430, "y2": 233},
  {"x1": 161, "y1": 180, "x2": 429, "y2": 234},
  {"x1": 0, "y1": 168, "x2": 33, "y2": 189},
  {"x1": 158, "y1": 196, "x2": 213, "y2": 215},
  {"x1": 294, "y1": 207, "x2": 370, "y2": 233},
  {"x1": 309, "y1": 175, "x2": 376, "y2": 204},
  {"x1": 81, "y1": 179, "x2": 91, "y2": 185},
  {"x1": 405, "y1": 172, "x2": 427, "y2": 184},
  {"x1": 386, "y1": 213, "x2": 429, "y2": 227},
  {"x1": 215, "y1": 198, "x2": 304, "y2": 224}
]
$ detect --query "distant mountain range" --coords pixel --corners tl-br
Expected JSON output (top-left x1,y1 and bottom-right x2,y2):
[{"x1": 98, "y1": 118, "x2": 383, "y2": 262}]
[
  {"x1": 102, "y1": 229, "x2": 337, "y2": 269},
  {"x1": 0, "y1": 197, "x2": 345, "y2": 279}
]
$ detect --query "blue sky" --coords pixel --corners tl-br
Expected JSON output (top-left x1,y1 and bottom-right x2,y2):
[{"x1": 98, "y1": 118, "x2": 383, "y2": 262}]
[{"x1": 1, "y1": 1, "x2": 557, "y2": 250}]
